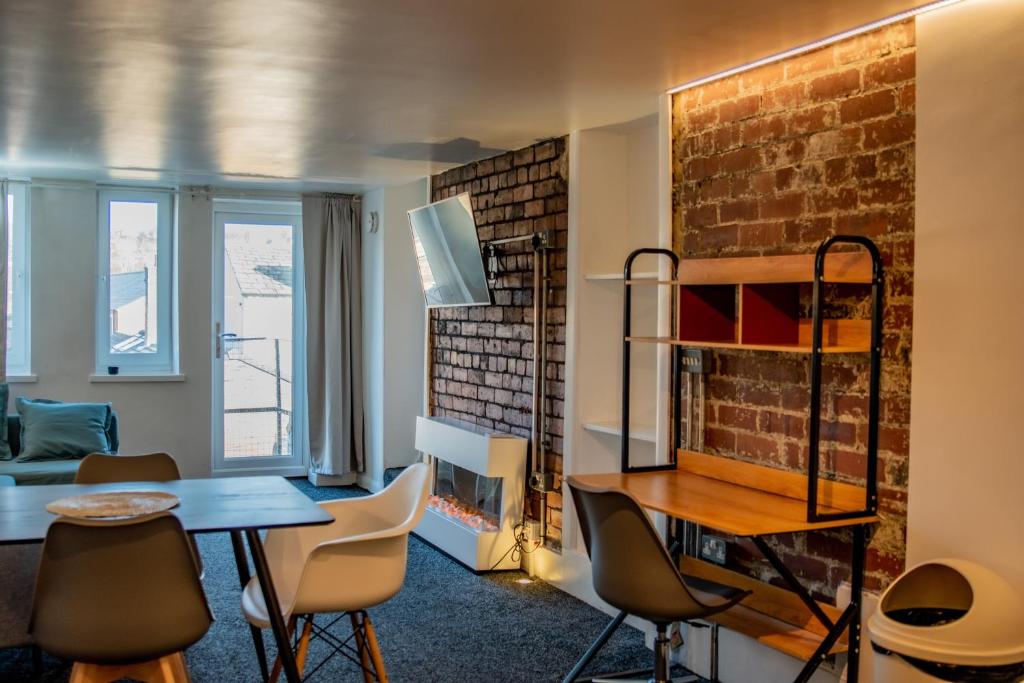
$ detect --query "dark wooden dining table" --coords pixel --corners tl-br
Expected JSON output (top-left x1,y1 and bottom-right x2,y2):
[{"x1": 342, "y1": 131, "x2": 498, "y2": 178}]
[{"x1": 0, "y1": 476, "x2": 334, "y2": 683}]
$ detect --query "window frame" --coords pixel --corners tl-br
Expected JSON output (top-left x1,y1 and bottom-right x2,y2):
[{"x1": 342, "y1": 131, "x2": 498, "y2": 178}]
[
  {"x1": 95, "y1": 188, "x2": 176, "y2": 375},
  {"x1": 6, "y1": 182, "x2": 31, "y2": 377}
]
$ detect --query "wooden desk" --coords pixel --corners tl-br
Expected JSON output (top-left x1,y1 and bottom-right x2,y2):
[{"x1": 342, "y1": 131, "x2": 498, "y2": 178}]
[
  {"x1": 570, "y1": 451, "x2": 877, "y2": 683},
  {"x1": 0, "y1": 476, "x2": 332, "y2": 683},
  {"x1": 570, "y1": 451, "x2": 878, "y2": 536}
]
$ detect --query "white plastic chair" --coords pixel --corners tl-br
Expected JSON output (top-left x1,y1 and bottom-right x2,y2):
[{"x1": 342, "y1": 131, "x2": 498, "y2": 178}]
[{"x1": 241, "y1": 463, "x2": 430, "y2": 682}]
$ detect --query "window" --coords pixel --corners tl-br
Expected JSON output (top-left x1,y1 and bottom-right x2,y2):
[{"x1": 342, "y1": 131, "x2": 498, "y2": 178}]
[
  {"x1": 6, "y1": 183, "x2": 30, "y2": 376},
  {"x1": 96, "y1": 189, "x2": 175, "y2": 374}
]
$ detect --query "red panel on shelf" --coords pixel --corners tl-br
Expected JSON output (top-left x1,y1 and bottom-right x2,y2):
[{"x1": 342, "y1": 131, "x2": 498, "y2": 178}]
[
  {"x1": 741, "y1": 284, "x2": 800, "y2": 345},
  {"x1": 679, "y1": 285, "x2": 737, "y2": 342}
]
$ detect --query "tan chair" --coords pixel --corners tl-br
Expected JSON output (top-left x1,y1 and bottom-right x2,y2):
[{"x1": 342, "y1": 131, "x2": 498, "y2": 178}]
[
  {"x1": 74, "y1": 452, "x2": 203, "y2": 577},
  {"x1": 29, "y1": 512, "x2": 213, "y2": 683},
  {"x1": 242, "y1": 463, "x2": 430, "y2": 682},
  {"x1": 74, "y1": 452, "x2": 182, "y2": 484}
]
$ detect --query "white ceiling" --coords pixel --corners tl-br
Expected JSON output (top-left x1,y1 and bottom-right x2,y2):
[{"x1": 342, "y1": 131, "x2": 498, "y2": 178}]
[{"x1": 0, "y1": 0, "x2": 929, "y2": 192}]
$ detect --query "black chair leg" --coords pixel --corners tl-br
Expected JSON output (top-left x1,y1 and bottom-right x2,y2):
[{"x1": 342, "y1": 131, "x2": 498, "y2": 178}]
[
  {"x1": 710, "y1": 623, "x2": 720, "y2": 683},
  {"x1": 562, "y1": 611, "x2": 628, "y2": 683},
  {"x1": 31, "y1": 645, "x2": 43, "y2": 676}
]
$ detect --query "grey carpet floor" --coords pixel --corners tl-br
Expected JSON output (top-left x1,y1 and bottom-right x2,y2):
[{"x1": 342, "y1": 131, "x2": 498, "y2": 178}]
[{"x1": 0, "y1": 479, "x2": 699, "y2": 682}]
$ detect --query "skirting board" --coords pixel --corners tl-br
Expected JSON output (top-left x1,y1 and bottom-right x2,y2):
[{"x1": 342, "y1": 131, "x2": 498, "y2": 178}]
[
  {"x1": 530, "y1": 546, "x2": 879, "y2": 683},
  {"x1": 307, "y1": 470, "x2": 357, "y2": 487}
]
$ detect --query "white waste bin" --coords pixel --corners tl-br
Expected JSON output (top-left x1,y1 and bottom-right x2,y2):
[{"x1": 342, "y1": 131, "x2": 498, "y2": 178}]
[{"x1": 868, "y1": 559, "x2": 1024, "y2": 682}]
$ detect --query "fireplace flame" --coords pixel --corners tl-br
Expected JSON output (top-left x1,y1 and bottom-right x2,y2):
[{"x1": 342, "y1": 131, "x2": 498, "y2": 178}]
[{"x1": 428, "y1": 494, "x2": 499, "y2": 532}]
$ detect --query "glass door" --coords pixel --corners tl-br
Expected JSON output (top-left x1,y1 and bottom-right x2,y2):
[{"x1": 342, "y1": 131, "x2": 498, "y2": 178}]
[{"x1": 213, "y1": 201, "x2": 306, "y2": 473}]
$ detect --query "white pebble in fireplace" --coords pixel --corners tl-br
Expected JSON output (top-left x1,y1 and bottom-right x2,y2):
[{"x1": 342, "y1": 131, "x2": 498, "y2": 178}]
[{"x1": 413, "y1": 416, "x2": 527, "y2": 571}]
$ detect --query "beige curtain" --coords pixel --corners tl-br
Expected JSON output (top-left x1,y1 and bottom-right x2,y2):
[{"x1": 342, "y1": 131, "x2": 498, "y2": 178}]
[
  {"x1": 302, "y1": 194, "x2": 364, "y2": 476},
  {"x1": 0, "y1": 179, "x2": 8, "y2": 382}
]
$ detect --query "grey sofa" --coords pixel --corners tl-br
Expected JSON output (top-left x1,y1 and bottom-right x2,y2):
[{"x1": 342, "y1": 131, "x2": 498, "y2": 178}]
[{"x1": 0, "y1": 413, "x2": 120, "y2": 485}]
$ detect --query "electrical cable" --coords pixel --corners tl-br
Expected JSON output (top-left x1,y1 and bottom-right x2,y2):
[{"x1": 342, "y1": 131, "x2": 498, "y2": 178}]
[{"x1": 486, "y1": 519, "x2": 542, "y2": 572}]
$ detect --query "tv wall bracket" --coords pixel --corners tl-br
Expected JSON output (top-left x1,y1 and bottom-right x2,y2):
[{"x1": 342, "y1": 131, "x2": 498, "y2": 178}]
[{"x1": 482, "y1": 230, "x2": 552, "y2": 287}]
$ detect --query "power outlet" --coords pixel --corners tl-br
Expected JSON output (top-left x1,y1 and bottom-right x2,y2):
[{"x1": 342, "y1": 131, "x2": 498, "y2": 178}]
[
  {"x1": 524, "y1": 519, "x2": 542, "y2": 545},
  {"x1": 700, "y1": 534, "x2": 727, "y2": 565}
]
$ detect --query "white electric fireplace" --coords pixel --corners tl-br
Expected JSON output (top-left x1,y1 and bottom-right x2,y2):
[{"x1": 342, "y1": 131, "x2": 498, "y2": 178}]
[{"x1": 413, "y1": 416, "x2": 527, "y2": 571}]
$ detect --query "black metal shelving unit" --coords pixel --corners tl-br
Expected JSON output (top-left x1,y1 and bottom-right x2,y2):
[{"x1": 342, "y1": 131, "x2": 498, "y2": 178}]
[{"x1": 617, "y1": 235, "x2": 885, "y2": 683}]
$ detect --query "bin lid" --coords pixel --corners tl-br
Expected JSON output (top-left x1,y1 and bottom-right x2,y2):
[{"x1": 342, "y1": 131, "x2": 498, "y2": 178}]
[{"x1": 868, "y1": 558, "x2": 1024, "y2": 666}]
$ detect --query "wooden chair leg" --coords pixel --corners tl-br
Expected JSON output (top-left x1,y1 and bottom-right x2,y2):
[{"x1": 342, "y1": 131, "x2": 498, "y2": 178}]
[
  {"x1": 362, "y1": 612, "x2": 389, "y2": 683},
  {"x1": 269, "y1": 616, "x2": 297, "y2": 683},
  {"x1": 157, "y1": 653, "x2": 192, "y2": 683},
  {"x1": 351, "y1": 611, "x2": 374, "y2": 683},
  {"x1": 68, "y1": 663, "x2": 90, "y2": 683},
  {"x1": 70, "y1": 653, "x2": 191, "y2": 683},
  {"x1": 295, "y1": 616, "x2": 314, "y2": 676}
]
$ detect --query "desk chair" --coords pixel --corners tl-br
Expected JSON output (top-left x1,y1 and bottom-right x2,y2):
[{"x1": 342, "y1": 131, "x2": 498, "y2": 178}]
[
  {"x1": 565, "y1": 477, "x2": 750, "y2": 683},
  {"x1": 241, "y1": 463, "x2": 430, "y2": 683},
  {"x1": 29, "y1": 512, "x2": 213, "y2": 683}
]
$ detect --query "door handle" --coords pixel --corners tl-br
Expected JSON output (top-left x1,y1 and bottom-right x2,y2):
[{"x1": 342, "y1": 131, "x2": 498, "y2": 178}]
[{"x1": 216, "y1": 322, "x2": 240, "y2": 359}]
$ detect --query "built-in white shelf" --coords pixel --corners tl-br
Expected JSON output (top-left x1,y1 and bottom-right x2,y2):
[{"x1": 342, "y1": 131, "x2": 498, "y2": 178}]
[
  {"x1": 584, "y1": 271, "x2": 658, "y2": 282},
  {"x1": 582, "y1": 420, "x2": 657, "y2": 443}
]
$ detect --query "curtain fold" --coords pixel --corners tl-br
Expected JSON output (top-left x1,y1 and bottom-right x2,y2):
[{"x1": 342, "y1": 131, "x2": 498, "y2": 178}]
[
  {"x1": 302, "y1": 194, "x2": 364, "y2": 476},
  {"x1": 0, "y1": 179, "x2": 8, "y2": 382}
]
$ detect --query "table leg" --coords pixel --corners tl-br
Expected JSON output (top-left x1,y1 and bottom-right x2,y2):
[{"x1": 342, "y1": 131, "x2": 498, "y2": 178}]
[
  {"x1": 246, "y1": 529, "x2": 302, "y2": 683},
  {"x1": 230, "y1": 531, "x2": 270, "y2": 683}
]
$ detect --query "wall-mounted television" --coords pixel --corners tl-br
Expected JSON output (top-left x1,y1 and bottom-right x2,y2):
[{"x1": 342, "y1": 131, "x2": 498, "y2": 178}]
[{"x1": 407, "y1": 193, "x2": 492, "y2": 308}]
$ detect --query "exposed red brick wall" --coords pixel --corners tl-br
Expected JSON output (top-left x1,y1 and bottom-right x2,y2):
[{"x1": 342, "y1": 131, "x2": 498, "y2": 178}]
[
  {"x1": 672, "y1": 22, "x2": 915, "y2": 596},
  {"x1": 428, "y1": 138, "x2": 569, "y2": 549}
]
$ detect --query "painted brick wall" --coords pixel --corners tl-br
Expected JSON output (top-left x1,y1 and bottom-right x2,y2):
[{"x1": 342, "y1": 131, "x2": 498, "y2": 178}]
[
  {"x1": 672, "y1": 22, "x2": 915, "y2": 597},
  {"x1": 428, "y1": 138, "x2": 569, "y2": 549}
]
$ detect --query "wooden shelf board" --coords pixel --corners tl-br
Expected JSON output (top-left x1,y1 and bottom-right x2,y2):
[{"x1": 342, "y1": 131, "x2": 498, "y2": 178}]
[
  {"x1": 627, "y1": 252, "x2": 873, "y2": 286},
  {"x1": 625, "y1": 337, "x2": 868, "y2": 354},
  {"x1": 582, "y1": 421, "x2": 657, "y2": 443},
  {"x1": 682, "y1": 556, "x2": 845, "y2": 643},
  {"x1": 691, "y1": 599, "x2": 848, "y2": 660},
  {"x1": 586, "y1": 271, "x2": 657, "y2": 282}
]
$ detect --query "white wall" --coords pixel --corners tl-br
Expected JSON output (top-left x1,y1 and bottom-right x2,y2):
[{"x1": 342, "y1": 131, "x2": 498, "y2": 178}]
[
  {"x1": 360, "y1": 178, "x2": 429, "y2": 491},
  {"x1": 909, "y1": 0, "x2": 1024, "y2": 589},
  {"x1": 11, "y1": 184, "x2": 215, "y2": 478},
  {"x1": 17, "y1": 180, "x2": 427, "y2": 484}
]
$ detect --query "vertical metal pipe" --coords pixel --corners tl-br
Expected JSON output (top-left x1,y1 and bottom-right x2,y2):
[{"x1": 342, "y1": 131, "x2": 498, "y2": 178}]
[
  {"x1": 530, "y1": 240, "x2": 549, "y2": 540},
  {"x1": 538, "y1": 246, "x2": 550, "y2": 539}
]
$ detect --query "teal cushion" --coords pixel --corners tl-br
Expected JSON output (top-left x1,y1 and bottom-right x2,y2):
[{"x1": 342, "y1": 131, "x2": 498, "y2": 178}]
[
  {"x1": 0, "y1": 385, "x2": 10, "y2": 461},
  {"x1": 15, "y1": 398, "x2": 112, "y2": 462}
]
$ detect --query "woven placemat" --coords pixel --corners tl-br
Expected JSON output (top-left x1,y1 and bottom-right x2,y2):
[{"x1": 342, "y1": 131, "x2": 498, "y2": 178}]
[{"x1": 46, "y1": 491, "x2": 180, "y2": 518}]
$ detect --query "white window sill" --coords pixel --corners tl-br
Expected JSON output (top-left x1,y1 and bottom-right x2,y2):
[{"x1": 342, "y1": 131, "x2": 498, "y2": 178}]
[
  {"x1": 89, "y1": 373, "x2": 186, "y2": 383},
  {"x1": 5, "y1": 375, "x2": 38, "y2": 383}
]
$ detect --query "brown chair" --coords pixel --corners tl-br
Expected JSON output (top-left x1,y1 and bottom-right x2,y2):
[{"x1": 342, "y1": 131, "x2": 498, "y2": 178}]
[
  {"x1": 74, "y1": 452, "x2": 182, "y2": 484},
  {"x1": 565, "y1": 477, "x2": 751, "y2": 683},
  {"x1": 74, "y1": 452, "x2": 203, "y2": 577},
  {"x1": 29, "y1": 512, "x2": 213, "y2": 683}
]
